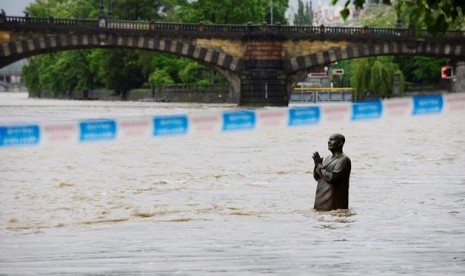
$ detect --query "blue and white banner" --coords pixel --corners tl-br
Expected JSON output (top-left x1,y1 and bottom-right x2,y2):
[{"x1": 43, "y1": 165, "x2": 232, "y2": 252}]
[
  {"x1": 0, "y1": 124, "x2": 40, "y2": 147},
  {"x1": 153, "y1": 115, "x2": 189, "y2": 137},
  {"x1": 1, "y1": 93, "x2": 464, "y2": 149},
  {"x1": 79, "y1": 119, "x2": 117, "y2": 142},
  {"x1": 412, "y1": 94, "x2": 443, "y2": 115},
  {"x1": 288, "y1": 106, "x2": 320, "y2": 126},
  {"x1": 222, "y1": 110, "x2": 256, "y2": 132},
  {"x1": 351, "y1": 100, "x2": 383, "y2": 121}
]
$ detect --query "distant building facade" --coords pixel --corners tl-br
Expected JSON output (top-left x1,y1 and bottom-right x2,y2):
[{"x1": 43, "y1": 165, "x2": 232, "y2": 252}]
[{"x1": 0, "y1": 60, "x2": 26, "y2": 92}]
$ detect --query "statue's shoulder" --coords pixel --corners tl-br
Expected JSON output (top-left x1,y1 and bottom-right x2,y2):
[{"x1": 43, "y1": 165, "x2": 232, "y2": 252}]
[{"x1": 341, "y1": 153, "x2": 351, "y2": 163}]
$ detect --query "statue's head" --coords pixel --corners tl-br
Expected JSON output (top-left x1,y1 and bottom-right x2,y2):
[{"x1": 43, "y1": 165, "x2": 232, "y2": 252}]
[{"x1": 328, "y1": 133, "x2": 345, "y2": 151}]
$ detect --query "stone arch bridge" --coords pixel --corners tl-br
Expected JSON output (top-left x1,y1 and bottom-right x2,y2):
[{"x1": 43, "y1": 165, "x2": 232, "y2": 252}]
[{"x1": 1, "y1": 16, "x2": 464, "y2": 106}]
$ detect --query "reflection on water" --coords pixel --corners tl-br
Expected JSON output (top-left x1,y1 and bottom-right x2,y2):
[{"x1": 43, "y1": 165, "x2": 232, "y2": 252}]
[{"x1": 1, "y1": 93, "x2": 465, "y2": 275}]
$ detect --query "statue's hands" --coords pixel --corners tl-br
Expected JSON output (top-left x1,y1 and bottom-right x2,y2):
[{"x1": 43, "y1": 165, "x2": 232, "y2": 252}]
[{"x1": 312, "y1": 151, "x2": 323, "y2": 166}]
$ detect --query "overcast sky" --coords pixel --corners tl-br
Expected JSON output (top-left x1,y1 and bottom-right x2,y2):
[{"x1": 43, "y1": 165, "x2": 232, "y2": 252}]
[{"x1": 1, "y1": 0, "x2": 33, "y2": 16}]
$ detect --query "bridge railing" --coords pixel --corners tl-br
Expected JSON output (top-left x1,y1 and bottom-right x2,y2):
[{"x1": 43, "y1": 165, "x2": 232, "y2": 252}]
[
  {"x1": 1, "y1": 15, "x2": 464, "y2": 41},
  {"x1": 1, "y1": 16, "x2": 99, "y2": 27}
]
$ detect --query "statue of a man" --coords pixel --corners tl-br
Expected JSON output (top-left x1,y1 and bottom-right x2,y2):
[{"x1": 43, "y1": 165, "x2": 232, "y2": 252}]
[{"x1": 312, "y1": 133, "x2": 351, "y2": 211}]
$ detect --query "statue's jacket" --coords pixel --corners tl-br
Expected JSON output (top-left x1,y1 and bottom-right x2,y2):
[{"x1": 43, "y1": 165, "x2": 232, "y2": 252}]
[{"x1": 313, "y1": 154, "x2": 351, "y2": 211}]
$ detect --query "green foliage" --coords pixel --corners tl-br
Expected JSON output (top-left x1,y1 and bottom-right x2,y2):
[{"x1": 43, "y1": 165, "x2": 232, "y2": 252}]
[
  {"x1": 331, "y1": 60, "x2": 351, "y2": 87},
  {"x1": 23, "y1": 50, "x2": 99, "y2": 97},
  {"x1": 176, "y1": 0, "x2": 289, "y2": 24},
  {"x1": 394, "y1": 56, "x2": 445, "y2": 83},
  {"x1": 110, "y1": 0, "x2": 174, "y2": 21},
  {"x1": 369, "y1": 58, "x2": 393, "y2": 97},
  {"x1": 87, "y1": 49, "x2": 107, "y2": 83},
  {"x1": 332, "y1": 0, "x2": 465, "y2": 35},
  {"x1": 22, "y1": 57, "x2": 43, "y2": 97},
  {"x1": 27, "y1": 0, "x2": 101, "y2": 18},
  {"x1": 26, "y1": 0, "x2": 173, "y2": 20},
  {"x1": 149, "y1": 69, "x2": 174, "y2": 95},
  {"x1": 151, "y1": 54, "x2": 189, "y2": 83},
  {"x1": 350, "y1": 57, "x2": 402, "y2": 100},
  {"x1": 293, "y1": 0, "x2": 313, "y2": 25},
  {"x1": 179, "y1": 62, "x2": 204, "y2": 83},
  {"x1": 360, "y1": 4, "x2": 397, "y2": 27},
  {"x1": 102, "y1": 49, "x2": 145, "y2": 98},
  {"x1": 149, "y1": 69, "x2": 174, "y2": 86},
  {"x1": 350, "y1": 58, "x2": 370, "y2": 100}
]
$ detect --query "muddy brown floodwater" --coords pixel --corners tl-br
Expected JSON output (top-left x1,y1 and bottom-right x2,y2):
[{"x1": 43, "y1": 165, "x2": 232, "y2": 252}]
[{"x1": 1, "y1": 93, "x2": 464, "y2": 275}]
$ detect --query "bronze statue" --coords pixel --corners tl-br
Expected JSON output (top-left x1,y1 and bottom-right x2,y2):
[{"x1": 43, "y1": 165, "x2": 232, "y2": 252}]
[{"x1": 312, "y1": 133, "x2": 351, "y2": 211}]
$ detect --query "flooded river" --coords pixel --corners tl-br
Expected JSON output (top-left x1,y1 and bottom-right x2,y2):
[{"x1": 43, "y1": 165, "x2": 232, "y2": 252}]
[{"x1": 1, "y1": 92, "x2": 464, "y2": 275}]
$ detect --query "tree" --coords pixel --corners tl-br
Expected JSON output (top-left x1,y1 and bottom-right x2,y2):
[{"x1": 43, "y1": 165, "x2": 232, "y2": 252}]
[
  {"x1": 22, "y1": 57, "x2": 44, "y2": 97},
  {"x1": 23, "y1": 50, "x2": 98, "y2": 98},
  {"x1": 293, "y1": 0, "x2": 313, "y2": 25},
  {"x1": 176, "y1": 0, "x2": 289, "y2": 24},
  {"x1": 350, "y1": 57, "x2": 402, "y2": 100},
  {"x1": 332, "y1": 0, "x2": 465, "y2": 35},
  {"x1": 394, "y1": 56, "x2": 445, "y2": 84},
  {"x1": 358, "y1": 3, "x2": 397, "y2": 27},
  {"x1": 149, "y1": 69, "x2": 174, "y2": 99},
  {"x1": 102, "y1": 49, "x2": 145, "y2": 100},
  {"x1": 110, "y1": 0, "x2": 174, "y2": 21},
  {"x1": 27, "y1": 0, "x2": 101, "y2": 18},
  {"x1": 267, "y1": 0, "x2": 289, "y2": 24}
]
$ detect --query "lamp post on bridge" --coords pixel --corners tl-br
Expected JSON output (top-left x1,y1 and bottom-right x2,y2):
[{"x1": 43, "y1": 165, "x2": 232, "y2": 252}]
[
  {"x1": 98, "y1": 0, "x2": 111, "y2": 27},
  {"x1": 99, "y1": 0, "x2": 105, "y2": 20},
  {"x1": 98, "y1": 0, "x2": 105, "y2": 27},
  {"x1": 107, "y1": 0, "x2": 112, "y2": 19},
  {"x1": 270, "y1": 0, "x2": 274, "y2": 24}
]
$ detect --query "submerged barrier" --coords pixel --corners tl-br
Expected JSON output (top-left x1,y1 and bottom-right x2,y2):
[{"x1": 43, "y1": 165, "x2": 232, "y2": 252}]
[{"x1": 1, "y1": 93, "x2": 464, "y2": 149}]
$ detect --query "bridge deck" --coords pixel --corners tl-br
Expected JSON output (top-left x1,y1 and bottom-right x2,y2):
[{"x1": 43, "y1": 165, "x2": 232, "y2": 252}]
[{"x1": 1, "y1": 16, "x2": 464, "y2": 42}]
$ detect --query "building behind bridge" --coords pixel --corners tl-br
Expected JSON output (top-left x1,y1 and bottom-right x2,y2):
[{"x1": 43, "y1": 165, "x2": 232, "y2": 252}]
[{"x1": 0, "y1": 60, "x2": 26, "y2": 92}]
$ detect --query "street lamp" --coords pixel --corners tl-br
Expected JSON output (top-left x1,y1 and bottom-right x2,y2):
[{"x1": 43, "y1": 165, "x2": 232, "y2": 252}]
[
  {"x1": 99, "y1": 0, "x2": 105, "y2": 20},
  {"x1": 270, "y1": 0, "x2": 274, "y2": 24},
  {"x1": 98, "y1": 0, "x2": 106, "y2": 27},
  {"x1": 107, "y1": 0, "x2": 112, "y2": 19}
]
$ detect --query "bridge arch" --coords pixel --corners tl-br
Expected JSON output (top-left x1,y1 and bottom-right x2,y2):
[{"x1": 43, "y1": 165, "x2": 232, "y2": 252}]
[
  {"x1": 1, "y1": 33, "x2": 245, "y2": 101},
  {"x1": 0, "y1": 34, "x2": 243, "y2": 72},
  {"x1": 284, "y1": 41, "x2": 465, "y2": 75}
]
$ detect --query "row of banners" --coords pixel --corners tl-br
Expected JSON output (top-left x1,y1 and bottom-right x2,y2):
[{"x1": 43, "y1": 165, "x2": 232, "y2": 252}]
[{"x1": 1, "y1": 93, "x2": 464, "y2": 148}]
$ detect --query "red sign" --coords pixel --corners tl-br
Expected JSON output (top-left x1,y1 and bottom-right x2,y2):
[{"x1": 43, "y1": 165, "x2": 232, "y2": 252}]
[{"x1": 442, "y1": 66, "x2": 453, "y2": 79}]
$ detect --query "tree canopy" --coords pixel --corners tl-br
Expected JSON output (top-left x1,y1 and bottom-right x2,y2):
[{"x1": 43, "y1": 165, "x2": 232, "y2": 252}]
[
  {"x1": 176, "y1": 0, "x2": 288, "y2": 24},
  {"x1": 333, "y1": 0, "x2": 465, "y2": 35},
  {"x1": 293, "y1": 0, "x2": 313, "y2": 25}
]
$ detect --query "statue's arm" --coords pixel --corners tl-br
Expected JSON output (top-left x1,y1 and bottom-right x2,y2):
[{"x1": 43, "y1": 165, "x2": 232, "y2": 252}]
[
  {"x1": 315, "y1": 158, "x2": 351, "y2": 184},
  {"x1": 313, "y1": 165, "x2": 321, "y2": 180}
]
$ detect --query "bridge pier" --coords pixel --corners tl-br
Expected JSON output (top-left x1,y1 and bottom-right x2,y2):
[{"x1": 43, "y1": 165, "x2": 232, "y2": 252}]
[
  {"x1": 240, "y1": 69, "x2": 288, "y2": 106},
  {"x1": 239, "y1": 39, "x2": 289, "y2": 106},
  {"x1": 452, "y1": 61, "x2": 465, "y2": 93}
]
